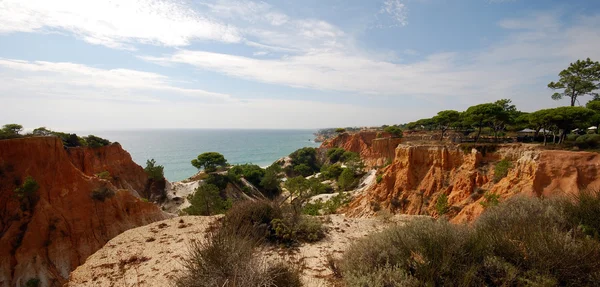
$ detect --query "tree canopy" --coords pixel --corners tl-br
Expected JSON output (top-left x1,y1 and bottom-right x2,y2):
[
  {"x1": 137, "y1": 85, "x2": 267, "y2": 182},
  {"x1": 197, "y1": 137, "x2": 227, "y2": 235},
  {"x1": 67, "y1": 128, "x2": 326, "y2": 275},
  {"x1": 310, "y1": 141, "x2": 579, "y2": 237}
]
[
  {"x1": 191, "y1": 152, "x2": 228, "y2": 172},
  {"x1": 549, "y1": 58, "x2": 600, "y2": 106},
  {"x1": 383, "y1": 126, "x2": 403, "y2": 138}
]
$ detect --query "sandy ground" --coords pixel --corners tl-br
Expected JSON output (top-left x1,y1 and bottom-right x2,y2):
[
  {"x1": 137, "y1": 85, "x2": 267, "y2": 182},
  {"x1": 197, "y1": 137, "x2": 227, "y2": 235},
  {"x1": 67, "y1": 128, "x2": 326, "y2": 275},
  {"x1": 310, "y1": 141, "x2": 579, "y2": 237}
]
[{"x1": 68, "y1": 213, "x2": 421, "y2": 287}]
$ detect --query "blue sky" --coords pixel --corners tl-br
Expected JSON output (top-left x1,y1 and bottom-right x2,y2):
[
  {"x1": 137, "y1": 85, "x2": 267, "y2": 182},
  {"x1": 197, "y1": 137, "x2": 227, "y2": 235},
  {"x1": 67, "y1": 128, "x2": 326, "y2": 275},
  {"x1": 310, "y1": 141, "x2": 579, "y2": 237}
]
[{"x1": 1, "y1": 0, "x2": 599, "y2": 130}]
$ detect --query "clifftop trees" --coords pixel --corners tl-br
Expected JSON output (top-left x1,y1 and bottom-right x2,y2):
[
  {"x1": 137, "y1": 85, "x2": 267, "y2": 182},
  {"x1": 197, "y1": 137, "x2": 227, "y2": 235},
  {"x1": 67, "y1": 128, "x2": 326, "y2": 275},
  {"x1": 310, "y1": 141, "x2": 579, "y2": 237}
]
[
  {"x1": 433, "y1": 110, "x2": 460, "y2": 141},
  {"x1": 463, "y1": 103, "x2": 505, "y2": 142},
  {"x1": 549, "y1": 58, "x2": 600, "y2": 106},
  {"x1": 191, "y1": 152, "x2": 228, "y2": 172}
]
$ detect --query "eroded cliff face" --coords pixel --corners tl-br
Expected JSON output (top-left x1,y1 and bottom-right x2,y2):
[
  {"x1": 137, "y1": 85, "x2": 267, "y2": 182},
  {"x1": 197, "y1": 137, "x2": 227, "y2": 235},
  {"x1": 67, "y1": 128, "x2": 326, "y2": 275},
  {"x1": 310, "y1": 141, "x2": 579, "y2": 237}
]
[
  {"x1": 0, "y1": 137, "x2": 168, "y2": 287},
  {"x1": 320, "y1": 132, "x2": 402, "y2": 168},
  {"x1": 346, "y1": 143, "x2": 600, "y2": 223}
]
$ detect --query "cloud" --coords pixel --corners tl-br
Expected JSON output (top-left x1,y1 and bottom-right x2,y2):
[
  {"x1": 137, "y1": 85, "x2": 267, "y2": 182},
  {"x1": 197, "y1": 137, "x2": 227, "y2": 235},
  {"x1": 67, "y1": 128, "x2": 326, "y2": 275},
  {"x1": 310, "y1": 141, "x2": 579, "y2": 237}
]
[
  {"x1": 142, "y1": 11, "x2": 600, "y2": 111},
  {"x1": 0, "y1": 0, "x2": 242, "y2": 49},
  {"x1": 0, "y1": 58, "x2": 232, "y2": 103},
  {"x1": 380, "y1": 0, "x2": 408, "y2": 27}
]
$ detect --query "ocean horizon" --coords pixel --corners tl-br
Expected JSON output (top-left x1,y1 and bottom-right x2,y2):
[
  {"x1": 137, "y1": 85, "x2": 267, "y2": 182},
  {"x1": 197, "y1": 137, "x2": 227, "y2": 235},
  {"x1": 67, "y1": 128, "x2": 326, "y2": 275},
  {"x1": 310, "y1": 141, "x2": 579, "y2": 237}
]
[{"x1": 77, "y1": 129, "x2": 321, "y2": 182}]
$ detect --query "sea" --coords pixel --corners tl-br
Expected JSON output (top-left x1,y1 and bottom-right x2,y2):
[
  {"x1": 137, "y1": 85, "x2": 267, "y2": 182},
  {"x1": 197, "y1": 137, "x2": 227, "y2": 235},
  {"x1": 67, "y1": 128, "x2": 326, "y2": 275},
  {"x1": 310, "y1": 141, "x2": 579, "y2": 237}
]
[{"x1": 79, "y1": 129, "x2": 320, "y2": 182}]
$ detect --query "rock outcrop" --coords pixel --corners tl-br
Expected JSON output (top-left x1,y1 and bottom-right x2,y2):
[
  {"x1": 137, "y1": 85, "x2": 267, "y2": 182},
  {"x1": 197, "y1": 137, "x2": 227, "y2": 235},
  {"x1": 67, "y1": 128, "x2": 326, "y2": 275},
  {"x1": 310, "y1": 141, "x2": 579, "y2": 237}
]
[
  {"x1": 0, "y1": 137, "x2": 168, "y2": 287},
  {"x1": 320, "y1": 132, "x2": 402, "y2": 168},
  {"x1": 346, "y1": 143, "x2": 600, "y2": 222}
]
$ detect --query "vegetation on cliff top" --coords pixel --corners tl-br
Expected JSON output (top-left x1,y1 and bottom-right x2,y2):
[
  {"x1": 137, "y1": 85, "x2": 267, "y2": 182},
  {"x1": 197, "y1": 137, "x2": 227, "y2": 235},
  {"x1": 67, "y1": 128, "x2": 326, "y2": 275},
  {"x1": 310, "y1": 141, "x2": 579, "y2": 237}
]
[
  {"x1": 338, "y1": 194, "x2": 600, "y2": 286},
  {"x1": 0, "y1": 124, "x2": 112, "y2": 148}
]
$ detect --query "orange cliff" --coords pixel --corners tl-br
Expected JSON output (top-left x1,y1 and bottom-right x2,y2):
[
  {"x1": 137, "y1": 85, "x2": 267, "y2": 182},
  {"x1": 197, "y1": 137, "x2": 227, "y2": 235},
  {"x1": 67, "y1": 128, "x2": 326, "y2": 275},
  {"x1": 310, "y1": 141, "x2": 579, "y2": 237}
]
[
  {"x1": 0, "y1": 137, "x2": 169, "y2": 287},
  {"x1": 345, "y1": 143, "x2": 600, "y2": 222},
  {"x1": 320, "y1": 131, "x2": 402, "y2": 168}
]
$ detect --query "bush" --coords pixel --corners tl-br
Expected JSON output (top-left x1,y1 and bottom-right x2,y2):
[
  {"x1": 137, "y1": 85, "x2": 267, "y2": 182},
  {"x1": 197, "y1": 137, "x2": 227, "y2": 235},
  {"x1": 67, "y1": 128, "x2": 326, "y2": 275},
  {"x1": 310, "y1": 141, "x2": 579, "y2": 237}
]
[
  {"x1": 327, "y1": 148, "x2": 346, "y2": 163},
  {"x1": 289, "y1": 147, "x2": 320, "y2": 175},
  {"x1": 174, "y1": 229, "x2": 301, "y2": 287},
  {"x1": 575, "y1": 134, "x2": 600, "y2": 149},
  {"x1": 340, "y1": 196, "x2": 600, "y2": 286},
  {"x1": 293, "y1": 164, "x2": 313, "y2": 177},
  {"x1": 561, "y1": 189, "x2": 600, "y2": 238},
  {"x1": 302, "y1": 192, "x2": 350, "y2": 216},
  {"x1": 376, "y1": 174, "x2": 383, "y2": 184},
  {"x1": 96, "y1": 170, "x2": 111, "y2": 180},
  {"x1": 222, "y1": 200, "x2": 324, "y2": 245},
  {"x1": 435, "y1": 193, "x2": 449, "y2": 215},
  {"x1": 480, "y1": 192, "x2": 500, "y2": 208},
  {"x1": 338, "y1": 168, "x2": 356, "y2": 191},
  {"x1": 321, "y1": 164, "x2": 344, "y2": 180},
  {"x1": 228, "y1": 164, "x2": 265, "y2": 187},
  {"x1": 493, "y1": 159, "x2": 512, "y2": 183},
  {"x1": 383, "y1": 126, "x2": 403, "y2": 138},
  {"x1": 25, "y1": 278, "x2": 40, "y2": 287},
  {"x1": 184, "y1": 184, "x2": 231, "y2": 216},
  {"x1": 15, "y1": 176, "x2": 39, "y2": 199},
  {"x1": 259, "y1": 164, "x2": 282, "y2": 198},
  {"x1": 84, "y1": 135, "x2": 111, "y2": 148},
  {"x1": 204, "y1": 174, "x2": 229, "y2": 190},
  {"x1": 144, "y1": 159, "x2": 164, "y2": 181},
  {"x1": 91, "y1": 187, "x2": 115, "y2": 202}
]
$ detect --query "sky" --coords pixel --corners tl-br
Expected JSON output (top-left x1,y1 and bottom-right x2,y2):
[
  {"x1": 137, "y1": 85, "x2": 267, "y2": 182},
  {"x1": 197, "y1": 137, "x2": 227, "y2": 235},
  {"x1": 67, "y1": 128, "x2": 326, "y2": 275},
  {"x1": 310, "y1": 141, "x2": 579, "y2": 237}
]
[{"x1": 1, "y1": 0, "x2": 600, "y2": 130}]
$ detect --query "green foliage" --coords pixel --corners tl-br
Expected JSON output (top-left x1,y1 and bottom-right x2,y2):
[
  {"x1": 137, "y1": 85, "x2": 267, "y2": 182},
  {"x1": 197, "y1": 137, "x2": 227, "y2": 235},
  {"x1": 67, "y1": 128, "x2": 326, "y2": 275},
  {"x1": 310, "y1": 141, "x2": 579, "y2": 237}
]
[
  {"x1": 327, "y1": 147, "x2": 346, "y2": 163},
  {"x1": 184, "y1": 184, "x2": 231, "y2": 216},
  {"x1": 289, "y1": 147, "x2": 320, "y2": 175},
  {"x1": 340, "y1": 196, "x2": 600, "y2": 287},
  {"x1": 15, "y1": 176, "x2": 39, "y2": 199},
  {"x1": 144, "y1": 159, "x2": 165, "y2": 181},
  {"x1": 25, "y1": 278, "x2": 40, "y2": 287},
  {"x1": 335, "y1": 128, "x2": 346, "y2": 133},
  {"x1": 32, "y1": 127, "x2": 53, "y2": 136},
  {"x1": 376, "y1": 174, "x2": 383, "y2": 184},
  {"x1": 320, "y1": 164, "x2": 343, "y2": 180},
  {"x1": 293, "y1": 163, "x2": 313, "y2": 177},
  {"x1": 480, "y1": 192, "x2": 500, "y2": 208},
  {"x1": 549, "y1": 58, "x2": 600, "y2": 106},
  {"x1": 383, "y1": 125, "x2": 403, "y2": 138},
  {"x1": 259, "y1": 164, "x2": 282, "y2": 198},
  {"x1": 493, "y1": 159, "x2": 512, "y2": 183},
  {"x1": 0, "y1": 124, "x2": 23, "y2": 139},
  {"x1": 96, "y1": 170, "x2": 111, "y2": 180},
  {"x1": 84, "y1": 135, "x2": 111, "y2": 148},
  {"x1": 227, "y1": 164, "x2": 265, "y2": 187},
  {"x1": 91, "y1": 187, "x2": 115, "y2": 202},
  {"x1": 435, "y1": 193, "x2": 449, "y2": 215},
  {"x1": 302, "y1": 192, "x2": 351, "y2": 216},
  {"x1": 191, "y1": 152, "x2": 228, "y2": 172},
  {"x1": 222, "y1": 200, "x2": 325, "y2": 245},
  {"x1": 285, "y1": 176, "x2": 332, "y2": 200},
  {"x1": 575, "y1": 134, "x2": 600, "y2": 149},
  {"x1": 337, "y1": 168, "x2": 356, "y2": 191},
  {"x1": 463, "y1": 103, "x2": 507, "y2": 141},
  {"x1": 560, "y1": 189, "x2": 600, "y2": 238}
]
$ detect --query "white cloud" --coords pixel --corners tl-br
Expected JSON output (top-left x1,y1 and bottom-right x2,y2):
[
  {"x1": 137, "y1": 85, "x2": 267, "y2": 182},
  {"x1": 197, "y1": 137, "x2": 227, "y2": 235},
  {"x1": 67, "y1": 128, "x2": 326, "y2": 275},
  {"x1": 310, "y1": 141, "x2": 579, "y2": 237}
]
[
  {"x1": 0, "y1": 58, "x2": 232, "y2": 102},
  {"x1": 0, "y1": 0, "x2": 242, "y2": 49},
  {"x1": 141, "y1": 11, "x2": 600, "y2": 112},
  {"x1": 380, "y1": 0, "x2": 408, "y2": 27}
]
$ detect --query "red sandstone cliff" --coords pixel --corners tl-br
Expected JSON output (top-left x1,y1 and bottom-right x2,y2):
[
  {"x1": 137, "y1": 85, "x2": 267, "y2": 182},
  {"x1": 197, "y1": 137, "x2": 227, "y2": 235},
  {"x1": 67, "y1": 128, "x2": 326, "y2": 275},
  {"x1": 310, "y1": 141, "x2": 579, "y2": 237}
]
[
  {"x1": 0, "y1": 137, "x2": 168, "y2": 287},
  {"x1": 345, "y1": 143, "x2": 600, "y2": 223},
  {"x1": 320, "y1": 132, "x2": 402, "y2": 168}
]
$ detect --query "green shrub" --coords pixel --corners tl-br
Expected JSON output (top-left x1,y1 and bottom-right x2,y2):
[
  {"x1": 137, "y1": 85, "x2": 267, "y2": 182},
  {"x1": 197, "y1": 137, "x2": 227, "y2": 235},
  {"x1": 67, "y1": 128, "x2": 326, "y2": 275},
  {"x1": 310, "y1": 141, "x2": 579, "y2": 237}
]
[
  {"x1": 302, "y1": 192, "x2": 351, "y2": 216},
  {"x1": 493, "y1": 159, "x2": 512, "y2": 183},
  {"x1": 144, "y1": 159, "x2": 164, "y2": 181},
  {"x1": 184, "y1": 184, "x2": 231, "y2": 216},
  {"x1": 340, "y1": 196, "x2": 600, "y2": 286},
  {"x1": 84, "y1": 135, "x2": 111, "y2": 148},
  {"x1": 327, "y1": 148, "x2": 346, "y2": 163},
  {"x1": 203, "y1": 174, "x2": 229, "y2": 190},
  {"x1": 338, "y1": 168, "x2": 356, "y2": 191},
  {"x1": 575, "y1": 134, "x2": 600, "y2": 149},
  {"x1": 561, "y1": 189, "x2": 600, "y2": 238},
  {"x1": 480, "y1": 192, "x2": 500, "y2": 208},
  {"x1": 222, "y1": 200, "x2": 324, "y2": 246},
  {"x1": 96, "y1": 170, "x2": 111, "y2": 180},
  {"x1": 25, "y1": 278, "x2": 40, "y2": 287},
  {"x1": 435, "y1": 193, "x2": 449, "y2": 215},
  {"x1": 289, "y1": 147, "x2": 320, "y2": 174},
  {"x1": 91, "y1": 187, "x2": 115, "y2": 202},
  {"x1": 321, "y1": 164, "x2": 343, "y2": 180},
  {"x1": 376, "y1": 174, "x2": 383, "y2": 184},
  {"x1": 293, "y1": 163, "x2": 313, "y2": 177},
  {"x1": 259, "y1": 164, "x2": 283, "y2": 198},
  {"x1": 15, "y1": 176, "x2": 39, "y2": 199},
  {"x1": 383, "y1": 126, "x2": 403, "y2": 138},
  {"x1": 302, "y1": 200, "x2": 323, "y2": 216},
  {"x1": 174, "y1": 229, "x2": 301, "y2": 287},
  {"x1": 227, "y1": 164, "x2": 265, "y2": 187}
]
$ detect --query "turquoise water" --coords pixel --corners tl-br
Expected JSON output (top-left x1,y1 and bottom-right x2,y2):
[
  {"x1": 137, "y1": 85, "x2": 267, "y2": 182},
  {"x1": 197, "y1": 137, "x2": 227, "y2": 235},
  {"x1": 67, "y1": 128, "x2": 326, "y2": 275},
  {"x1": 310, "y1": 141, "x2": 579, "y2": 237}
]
[{"x1": 83, "y1": 129, "x2": 320, "y2": 182}]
